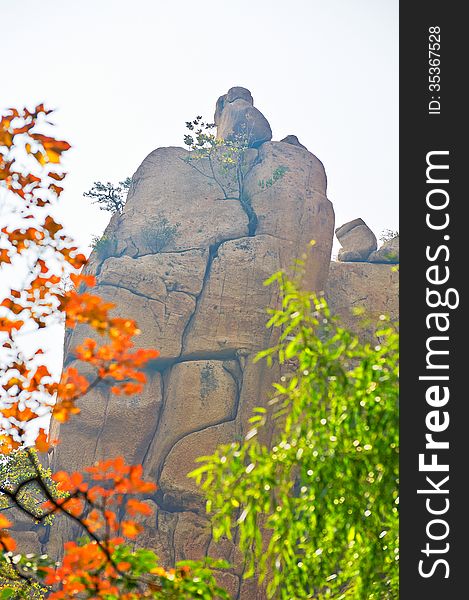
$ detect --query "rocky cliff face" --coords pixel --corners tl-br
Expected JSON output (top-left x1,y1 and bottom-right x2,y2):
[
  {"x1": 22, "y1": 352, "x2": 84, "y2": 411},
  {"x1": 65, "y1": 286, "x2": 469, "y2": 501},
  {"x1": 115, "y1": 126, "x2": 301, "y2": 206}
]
[
  {"x1": 44, "y1": 89, "x2": 335, "y2": 598},
  {"x1": 326, "y1": 261, "x2": 399, "y2": 338}
]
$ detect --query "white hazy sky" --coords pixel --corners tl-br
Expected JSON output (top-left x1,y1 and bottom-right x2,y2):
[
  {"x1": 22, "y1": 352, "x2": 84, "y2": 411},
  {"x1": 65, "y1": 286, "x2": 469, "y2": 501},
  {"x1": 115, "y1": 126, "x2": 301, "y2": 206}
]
[{"x1": 2, "y1": 0, "x2": 398, "y2": 254}]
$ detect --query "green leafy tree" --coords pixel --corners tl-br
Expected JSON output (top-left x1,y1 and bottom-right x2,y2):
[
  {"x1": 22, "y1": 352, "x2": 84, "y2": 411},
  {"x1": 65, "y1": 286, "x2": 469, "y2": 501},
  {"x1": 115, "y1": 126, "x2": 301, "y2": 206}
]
[
  {"x1": 0, "y1": 450, "x2": 59, "y2": 520},
  {"x1": 83, "y1": 177, "x2": 132, "y2": 214},
  {"x1": 183, "y1": 117, "x2": 287, "y2": 235},
  {"x1": 191, "y1": 267, "x2": 399, "y2": 599},
  {"x1": 0, "y1": 450, "x2": 58, "y2": 598},
  {"x1": 183, "y1": 117, "x2": 250, "y2": 202}
]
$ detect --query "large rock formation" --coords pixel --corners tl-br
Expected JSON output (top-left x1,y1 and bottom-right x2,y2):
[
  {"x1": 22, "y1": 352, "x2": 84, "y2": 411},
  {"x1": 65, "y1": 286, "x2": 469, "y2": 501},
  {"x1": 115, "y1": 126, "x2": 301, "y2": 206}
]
[{"x1": 45, "y1": 88, "x2": 335, "y2": 598}]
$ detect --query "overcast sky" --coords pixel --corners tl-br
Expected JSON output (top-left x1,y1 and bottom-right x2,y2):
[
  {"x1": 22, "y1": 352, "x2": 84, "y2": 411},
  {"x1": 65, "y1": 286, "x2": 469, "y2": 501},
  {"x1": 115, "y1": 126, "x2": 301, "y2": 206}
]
[{"x1": 2, "y1": 0, "x2": 398, "y2": 255}]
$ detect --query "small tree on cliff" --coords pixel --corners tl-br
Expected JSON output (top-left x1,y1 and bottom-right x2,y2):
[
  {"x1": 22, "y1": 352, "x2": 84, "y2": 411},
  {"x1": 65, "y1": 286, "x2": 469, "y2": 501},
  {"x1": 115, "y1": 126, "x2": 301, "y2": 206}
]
[
  {"x1": 183, "y1": 117, "x2": 287, "y2": 236},
  {"x1": 83, "y1": 177, "x2": 131, "y2": 214},
  {"x1": 192, "y1": 267, "x2": 399, "y2": 599},
  {"x1": 0, "y1": 106, "x2": 228, "y2": 598},
  {"x1": 379, "y1": 229, "x2": 399, "y2": 243}
]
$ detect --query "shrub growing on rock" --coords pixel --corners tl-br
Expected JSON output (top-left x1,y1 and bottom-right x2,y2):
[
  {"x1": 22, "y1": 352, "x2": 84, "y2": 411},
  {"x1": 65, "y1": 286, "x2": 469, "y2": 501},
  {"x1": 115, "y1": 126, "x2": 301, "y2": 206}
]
[
  {"x1": 90, "y1": 234, "x2": 116, "y2": 260},
  {"x1": 140, "y1": 217, "x2": 180, "y2": 254}
]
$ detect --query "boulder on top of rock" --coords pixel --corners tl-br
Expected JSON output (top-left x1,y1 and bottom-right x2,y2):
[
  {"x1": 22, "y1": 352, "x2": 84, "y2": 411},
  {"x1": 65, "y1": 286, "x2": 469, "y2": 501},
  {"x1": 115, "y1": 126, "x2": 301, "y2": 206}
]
[
  {"x1": 369, "y1": 234, "x2": 399, "y2": 264},
  {"x1": 225, "y1": 86, "x2": 254, "y2": 104},
  {"x1": 336, "y1": 218, "x2": 377, "y2": 262},
  {"x1": 214, "y1": 86, "x2": 272, "y2": 148},
  {"x1": 280, "y1": 134, "x2": 307, "y2": 150}
]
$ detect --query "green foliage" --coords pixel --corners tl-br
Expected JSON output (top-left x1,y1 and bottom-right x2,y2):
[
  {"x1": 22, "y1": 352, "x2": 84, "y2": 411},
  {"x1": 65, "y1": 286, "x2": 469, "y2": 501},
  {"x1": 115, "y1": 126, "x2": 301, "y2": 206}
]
[
  {"x1": 0, "y1": 575, "x2": 45, "y2": 600},
  {"x1": 257, "y1": 166, "x2": 289, "y2": 191},
  {"x1": 183, "y1": 116, "x2": 286, "y2": 236},
  {"x1": 84, "y1": 178, "x2": 131, "y2": 214},
  {"x1": 183, "y1": 116, "x2": 251, "y2": 202},
  {"x1": 111, "y1": 545, "x2": 230, "y2": 599},
  {"x1": 0, "y1": 451, "x2": 58, "y2": 598},
  {"x1": 0, "y1": 554, "x2": 48, "y2": 600},
  {"x1": 0, "y1": 547, "x2": 229, "y2": 600},
  {"x1": 90, "y1": 234, "x2": 116, "y2": 260},
  {"x1": 191, "y1": 268, "x2": 399, "y2": 599},
  {"x1": 0, "y1": 450, "x2": 58, "y2": 524},
  {"x1": 140, "y1": 217, "x2": 180, "y2": 254}
]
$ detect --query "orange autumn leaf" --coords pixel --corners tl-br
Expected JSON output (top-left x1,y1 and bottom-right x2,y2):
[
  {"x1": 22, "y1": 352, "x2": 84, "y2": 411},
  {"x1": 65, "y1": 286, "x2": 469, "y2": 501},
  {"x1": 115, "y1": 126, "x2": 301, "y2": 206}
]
[
  {"x1": 121, "y1": 520, "x2": 142, "y2": 539},
  {"x1": 33, "y1": 150, "x2": 47, "y2": 166},
  {"x1": 1, "y1": 402, "x2": 37, "y2": 422},
  {"x1": 37, "y1": 258, "x2": 49, "y2": 273},
  {"x1": 69, "y1": 273, "x2": 96, "y2": 288},
  {"x1": 61, "y1": 249, "x2": 87, "y2": 268},
  {"x1": 104, "y1": 510, "x2": 119, "y2": 531},
  {"x1": 57, "y1": 366, "x2": 89, "y2": 401},
  {"x1": 126, "y1": 498, "x2": 153, "y2": 517},
  {"x1": 34, "y1": 103, "x2": 52, "y2": 115},
  {"x1": 0, "y1": 533, "x2": 16, "y2": 552},
  {"x1": 43, "y1": 215, "x2": 63, "y2": 236},
  {"x1": 0, "y1": 317, "x2": 24, "y2": 333},
  {"x1": 0, "y1": 515, "x2": 12, "y2": 529},
  {"x1": 0, "y1": 248, "x2": 11, "y2": 264},
  {"x1": 44, "y1": 141, "x2": 71, "y2": 164},
  {"x1": 0, "y1": 298, "x2": 23, "y2": 314},
  {"x1": 61, "y1": 497, "x2": 85, "y2": 518},
  {"x1": 36, "y1": 427, "x2": 56, "y2": 452},
  {"x1": 0, "y1": 434, "x2": 21, "y2": 454},
  {"x1": 82, "y1": 509, "x2": 105, "y2": 533},
  {"x1": 52, "y1": 401, "x2": 81, "y2": 423},
  {"x1": 31, "y1": 134, "x2": 71, "y2": 164},
  {"x1": 27, "y1": 364, "x2": 52, "y2": 391},
  {"x1": 49, "y1": 183, "x2": 64, "y2": 196},
  {"x1": 52, "y1": 470, "x2": 88, "y2": 494},
  {"x1": 3, "y1": 377, "x2": 21, "y2": 391},
  {"x1": 48, "y1": 171, "x2": 66, "y2": 181},
  {"x1": 0, "y1": 129, "x2": 13, "y2": 148}
]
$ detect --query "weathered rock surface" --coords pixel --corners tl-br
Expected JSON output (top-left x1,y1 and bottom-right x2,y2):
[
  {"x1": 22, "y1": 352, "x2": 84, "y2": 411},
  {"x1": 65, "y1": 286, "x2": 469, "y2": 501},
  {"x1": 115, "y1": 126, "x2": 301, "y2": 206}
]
[
  {"x1": 47, "y1": 89, "x2": 338, "y2": 598},
  {"x1": 326, "y1": 261, "x2": 399, "y2": 338},
  {"x1": 51, "y1": 369, "x2": 163, "y2": 472},
  {"x1": 245, "y1": 142, "x2": 332, "y2": 290},
  {"x1": 369, "y1": 234, "x2": 399, "y2": 264},
  {"x1": 183, "y1": 235, "x2": 288, "y2": 356},
  {"x1": 143, "y1": 360, "x2": 239, "y2": 492},
  {"x1": 336, "y1": 218, "x2": 377, "y2": 262},
  {"x1": 116, "y1": 146, "x2": 250, "y2": 257},
  {"x1": 215, "y1": 86, "x2": 272, "y2": 148}
]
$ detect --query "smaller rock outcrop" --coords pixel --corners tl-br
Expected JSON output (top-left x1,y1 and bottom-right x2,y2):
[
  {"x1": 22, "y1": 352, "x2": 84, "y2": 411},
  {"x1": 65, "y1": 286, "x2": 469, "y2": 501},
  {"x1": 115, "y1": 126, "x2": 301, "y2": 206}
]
[
  {"x1": 214, "y1": 86, "x2": 272, "y2": 148},
  {"x1": 326, "y1": 261, "x2": 399, "y2": 340},
  {"x1": 336, "y1": 218, "x2": 377, "y2": 262},
  {"x1": 280, "y1": 134, "x2": 307, "y2": 150},
  {"x1": 369, "y1": 234, "x2": 399, "y2": 264}
]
